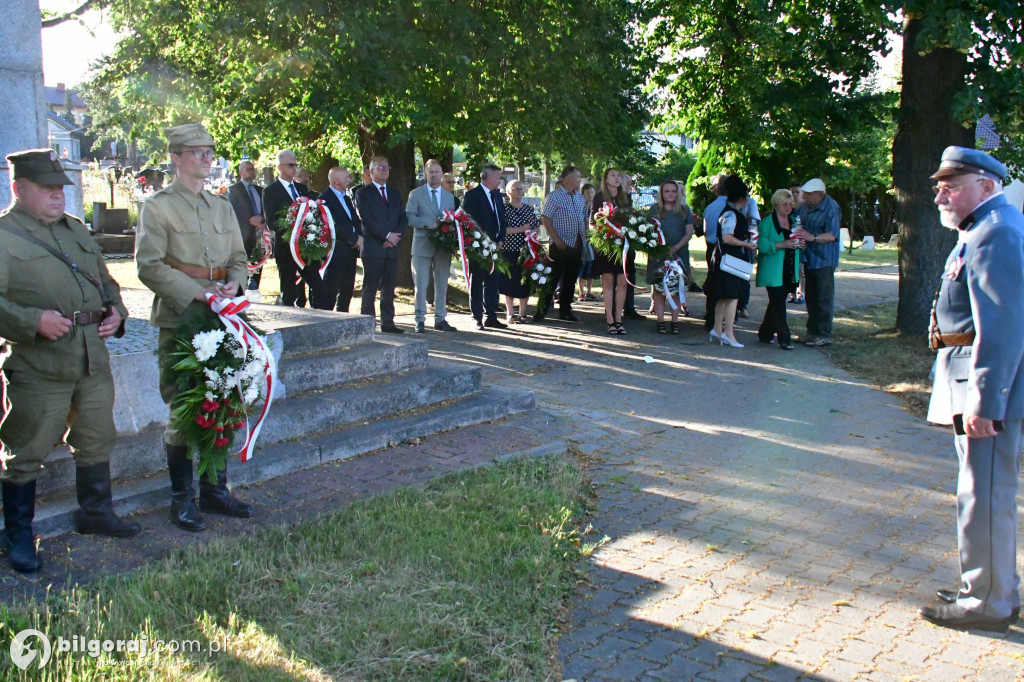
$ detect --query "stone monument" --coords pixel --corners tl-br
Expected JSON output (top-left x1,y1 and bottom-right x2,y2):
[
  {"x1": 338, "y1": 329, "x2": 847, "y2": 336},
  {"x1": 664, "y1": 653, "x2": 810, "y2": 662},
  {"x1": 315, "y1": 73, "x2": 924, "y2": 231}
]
[{"x1": 0, "y1": 1, "x2": 48, "y2": 209}]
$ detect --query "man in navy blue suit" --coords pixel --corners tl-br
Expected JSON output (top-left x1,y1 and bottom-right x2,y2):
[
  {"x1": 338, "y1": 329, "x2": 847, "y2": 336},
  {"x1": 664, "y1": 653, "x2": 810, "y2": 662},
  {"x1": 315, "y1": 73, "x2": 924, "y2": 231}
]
[
  {"x1": 319, "y1": 166, "x2": 363, "y2": 312},
  {"x1": 461, "y1": 164, "x2": 507, "y2": 330},
  {"x1": 355, "y1": 155, "x2": 408, "y2": 333}
]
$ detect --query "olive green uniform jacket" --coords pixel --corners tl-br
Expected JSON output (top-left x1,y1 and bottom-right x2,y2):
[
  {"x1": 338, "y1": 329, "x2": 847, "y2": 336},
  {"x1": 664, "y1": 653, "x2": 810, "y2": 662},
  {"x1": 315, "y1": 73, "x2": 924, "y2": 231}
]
[
  {"x1": 0, "y1": 205, "x2": 128, "y2": 481},
  {"x1": 135, "y1": 178, "x2": 248, "y2": 329}
]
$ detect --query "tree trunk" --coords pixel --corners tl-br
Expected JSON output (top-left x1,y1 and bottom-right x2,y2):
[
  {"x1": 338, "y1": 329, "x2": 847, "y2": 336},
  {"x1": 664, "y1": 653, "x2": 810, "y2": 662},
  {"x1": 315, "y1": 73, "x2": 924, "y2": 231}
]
[
  {"x1": 543, "y1": 158, "x2": 551, "y2": 197},
  {"x1": 892, "y1": 16, "x2": 973, "y2": 336},
  {"x1": 419, "y1": 144, "x2": 454, "y2": 173},
  {"x1": 359, "y1": 122, "x2": 416, "y2": 288}
]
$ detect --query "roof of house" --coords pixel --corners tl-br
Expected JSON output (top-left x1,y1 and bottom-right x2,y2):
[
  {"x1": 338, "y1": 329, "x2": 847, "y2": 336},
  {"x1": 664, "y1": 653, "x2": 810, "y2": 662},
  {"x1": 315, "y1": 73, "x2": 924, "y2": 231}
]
[
  {"x1": 46, "y1": 110, "x2": 84, "y2": 136},
  {"x1": 43, "y1": 85, "x2": 86, "y2": 109}
]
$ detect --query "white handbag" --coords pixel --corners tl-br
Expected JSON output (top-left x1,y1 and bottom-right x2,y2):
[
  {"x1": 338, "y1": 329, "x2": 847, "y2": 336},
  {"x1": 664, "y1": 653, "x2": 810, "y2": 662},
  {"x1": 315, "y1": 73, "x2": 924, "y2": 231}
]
[{"x1": 720, "y1": 254, "x2": 753, "y2": 281}]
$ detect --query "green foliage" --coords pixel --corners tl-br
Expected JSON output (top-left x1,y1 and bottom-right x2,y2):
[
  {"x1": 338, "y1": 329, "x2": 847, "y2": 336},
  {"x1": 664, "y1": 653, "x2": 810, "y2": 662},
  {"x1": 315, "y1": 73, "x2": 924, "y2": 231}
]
[
  {"x1": 904, "y1": 1, "x2": 1024, "y2": 171},
  {"x1": 651, "y1": 1, "x2": 897, "y2": 201},
  {"x1": 86, "y1": 0, "x2": 652, "y2": 171}
]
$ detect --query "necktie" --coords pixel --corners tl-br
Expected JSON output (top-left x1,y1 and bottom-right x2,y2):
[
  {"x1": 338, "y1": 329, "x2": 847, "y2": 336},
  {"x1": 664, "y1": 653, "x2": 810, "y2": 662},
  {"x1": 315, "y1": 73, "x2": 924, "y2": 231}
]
[
  {"x1": 431, "y1": 188, "x2": 438, "y2": 210},
  {"x1": 288, "y1": 183, "x2": 298, "y2": 200},
  {"x1": 247, "y1": 184, "x2": 261, "y2": 214},
  {"x1": 379, "y1": 186, "x2": 387, "y2": 203}
]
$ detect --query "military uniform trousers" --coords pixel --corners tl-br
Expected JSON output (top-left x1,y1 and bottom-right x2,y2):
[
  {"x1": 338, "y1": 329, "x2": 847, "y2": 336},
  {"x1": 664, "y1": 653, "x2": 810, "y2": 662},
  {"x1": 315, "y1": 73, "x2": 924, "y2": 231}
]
[
  {"x1": 0, "y1": 368, "x2": 114, "y2": 484},
  {"x1": 953, "y1": 419, "x2": 1023, "y2": 619}
]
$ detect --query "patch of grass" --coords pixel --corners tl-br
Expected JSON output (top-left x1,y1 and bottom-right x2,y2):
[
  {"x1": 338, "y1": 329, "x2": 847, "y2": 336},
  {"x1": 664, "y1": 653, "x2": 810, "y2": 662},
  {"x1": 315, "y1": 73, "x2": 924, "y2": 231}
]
[
  {"x1": 0, "y1": 454, "x2": 592, "y2": 680},
  {"x1": 839, "y1": 243, "x2": 898, "y2": 268},
  {"x1": 828, "y1": 301, "x2": 935, "y2": 415}
]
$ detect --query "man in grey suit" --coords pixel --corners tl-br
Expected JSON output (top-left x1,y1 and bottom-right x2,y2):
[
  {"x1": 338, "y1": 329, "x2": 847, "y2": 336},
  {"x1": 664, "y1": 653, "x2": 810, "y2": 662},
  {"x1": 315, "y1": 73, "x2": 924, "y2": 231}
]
[
  {"x1": 406, "y1": 159, "x2": 457, "y2": 333},
  {"x1": 355, "y1": 155, "x2": 408, "y2": 333},
  {"x1": 920, "y1": 146, "x2": 1024, "y2": 633}
]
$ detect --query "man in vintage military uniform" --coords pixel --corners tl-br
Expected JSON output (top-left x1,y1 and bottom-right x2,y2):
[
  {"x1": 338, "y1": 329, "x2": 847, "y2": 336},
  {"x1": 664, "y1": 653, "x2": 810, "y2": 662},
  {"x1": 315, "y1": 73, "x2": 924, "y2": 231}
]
[
  {"x1": 920, "y1": 146, "x2": 1024, "y2": 633},
  {"x1": 0, "y1": 150, "x2": 140, "y2": 573},
  {"x1": 135, "y1": 123, "x2": 254, "y2": 532}
]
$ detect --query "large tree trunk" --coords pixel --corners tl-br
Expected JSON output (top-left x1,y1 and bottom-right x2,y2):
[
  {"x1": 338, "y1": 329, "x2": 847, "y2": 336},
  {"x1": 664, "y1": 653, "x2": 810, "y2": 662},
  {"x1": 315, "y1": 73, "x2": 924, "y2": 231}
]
[
  {"x1": 418, "y1": 143, "x2": 454, "y2": 173},
  {"x1": 892, "y1": 16, "x2": 973, "y2": 336},
  {"x1": 359, "y1": 122, "x2": 416, "y2": 288}
]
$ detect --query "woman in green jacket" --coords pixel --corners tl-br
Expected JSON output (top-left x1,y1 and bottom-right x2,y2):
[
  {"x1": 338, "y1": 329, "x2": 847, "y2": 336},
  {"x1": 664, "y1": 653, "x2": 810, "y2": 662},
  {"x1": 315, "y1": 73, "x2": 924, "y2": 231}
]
[{"x1": 755, "y1": 189, "x2": 802, "y2": 350}]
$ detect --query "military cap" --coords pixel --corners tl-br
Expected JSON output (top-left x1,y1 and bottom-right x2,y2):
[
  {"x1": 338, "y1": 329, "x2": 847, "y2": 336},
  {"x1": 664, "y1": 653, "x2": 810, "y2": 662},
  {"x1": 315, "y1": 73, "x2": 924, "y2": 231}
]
[
  {"x1": 5, "y1": 148, "x2": 72, "y2": 186},
  {"x1": 931, "y1": 146, "x2": 1007, "y2": 181},
  {"x1": 165, "y1": 123, "x2": 216, "y2": 153}
]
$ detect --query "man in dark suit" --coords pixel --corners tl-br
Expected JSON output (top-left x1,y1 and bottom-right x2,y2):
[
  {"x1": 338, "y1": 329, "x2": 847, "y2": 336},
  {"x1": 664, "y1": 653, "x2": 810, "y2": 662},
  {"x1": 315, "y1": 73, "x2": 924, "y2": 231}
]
[
  {"x1": 319, "y1": 166, "x2": 364, "y2": 312},
  {"x1": 920, "y1": 146, "x2": 1024, "y2": 634},
  {"x1": 355, "y1": 155, "x2": 408, "y2": 333},
  {"x1": 262, "y1": 149, "x2": 317, "y2": 306},
  {"x1": 227, "y1": 160, "x2": 266, "y2": 289},
  {"x1": 461, "y1": 164, "x2": 507, "y2": 330}
]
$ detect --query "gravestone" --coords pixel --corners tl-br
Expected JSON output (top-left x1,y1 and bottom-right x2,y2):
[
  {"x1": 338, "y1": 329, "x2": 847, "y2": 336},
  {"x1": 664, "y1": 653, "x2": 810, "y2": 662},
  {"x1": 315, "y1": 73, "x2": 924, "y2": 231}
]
[
  {"x1": 93, "y1": 202, "x2": 131, "y2": 234},
  {"x1": 0, "y1": 1, "x2": 47, "y2": 209}
]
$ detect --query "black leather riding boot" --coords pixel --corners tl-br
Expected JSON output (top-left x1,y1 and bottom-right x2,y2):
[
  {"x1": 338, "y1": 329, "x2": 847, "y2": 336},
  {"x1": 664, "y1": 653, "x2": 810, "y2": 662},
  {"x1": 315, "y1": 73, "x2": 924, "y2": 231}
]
[
  {"x1": 74, "y1": 462, "x2": 142, "y2": 537},
  {"x1": 199, "y1": 468, "x2": 255, "y2": 518},
  {"x1": 2, "y1": 480, "x2": 42, "y2": 573},
  {"x1": 166, "y1": 445, "x2": 207, "y2": 532}
]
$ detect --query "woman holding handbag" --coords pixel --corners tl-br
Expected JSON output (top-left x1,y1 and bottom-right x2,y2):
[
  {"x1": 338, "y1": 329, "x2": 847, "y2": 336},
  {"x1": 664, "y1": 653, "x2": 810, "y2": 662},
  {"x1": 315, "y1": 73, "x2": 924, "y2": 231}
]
[
  {"x1": 709, "y1": 174, "x2": 756, "y2": 348},
  {"x1": 756, "y1": 189, "x2": 802, "y2": 349}
]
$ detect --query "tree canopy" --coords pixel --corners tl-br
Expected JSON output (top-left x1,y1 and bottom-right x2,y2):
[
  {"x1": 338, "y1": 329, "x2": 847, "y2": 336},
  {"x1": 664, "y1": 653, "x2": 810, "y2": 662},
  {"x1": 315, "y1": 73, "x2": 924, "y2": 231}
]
[{"x1": 86, "y1": 0, "x2": 651, "y2": 176}]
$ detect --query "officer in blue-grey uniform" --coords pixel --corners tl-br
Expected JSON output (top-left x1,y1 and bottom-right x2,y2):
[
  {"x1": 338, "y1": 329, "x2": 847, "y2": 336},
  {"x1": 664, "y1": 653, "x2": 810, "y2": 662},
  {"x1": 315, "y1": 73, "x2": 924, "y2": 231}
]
[{"x1": 921, "y1": 146, "x2": 1024, "y2": 633}]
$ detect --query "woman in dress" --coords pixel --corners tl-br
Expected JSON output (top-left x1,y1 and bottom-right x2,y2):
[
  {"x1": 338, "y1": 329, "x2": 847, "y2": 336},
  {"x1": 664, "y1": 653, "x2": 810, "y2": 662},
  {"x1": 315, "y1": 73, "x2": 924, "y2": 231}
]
[
  {"x1": 499, "y1": 179, "x2": 538, "y2": 323},
  {"x1": 646, "y1": 180, "x2": 694, "y2": 334},
  {"x1": 756, "y1": 189, "x2": 801, "y2": 350},
  {"x1": 591, "y1": 168, "x2": 633, "y2": 335},
  {"x1": 577, "y1": 183, "x2": 598, "y2": 302},
  {"x1": 709, "y1": 174, "x2": 756, "y2": 348}
]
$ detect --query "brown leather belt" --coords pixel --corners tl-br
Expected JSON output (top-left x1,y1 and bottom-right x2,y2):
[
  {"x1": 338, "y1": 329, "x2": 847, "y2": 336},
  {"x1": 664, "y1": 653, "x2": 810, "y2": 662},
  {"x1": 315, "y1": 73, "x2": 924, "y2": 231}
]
[
  {"x1": 72, "y1": 310, "x2": 106, "y2": 325},
  {"x1": 170, "y1": 264, "x2": 227, "y2": 280},
  {"x1": 930, "y1": 331, "x2": 976, "y2": 351}
]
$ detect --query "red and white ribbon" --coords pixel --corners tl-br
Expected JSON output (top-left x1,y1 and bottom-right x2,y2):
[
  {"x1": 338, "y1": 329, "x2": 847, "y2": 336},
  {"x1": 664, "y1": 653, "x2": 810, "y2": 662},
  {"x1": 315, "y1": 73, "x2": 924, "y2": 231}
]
[
  {"x1": 442, "y1": 207, "x2": 472, "y2": 286},
  {"x1": 205, "y1": 293, "x2": 277, "y2": 462},
  {"x1": 247, "y1": 230, "x2": 273, "y2": 271},
  {"x1": 288, "y1": 198, "x2": 336, "y2": 281},
  {"x1": 661, "y1": 259, "x2": 686, "y2": 311}
]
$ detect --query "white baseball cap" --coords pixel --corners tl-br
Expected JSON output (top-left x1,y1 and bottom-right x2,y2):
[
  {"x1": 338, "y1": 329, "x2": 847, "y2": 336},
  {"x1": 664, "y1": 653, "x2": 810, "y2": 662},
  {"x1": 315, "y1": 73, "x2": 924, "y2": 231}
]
[{"x1": 800, "y1": 178, "x2": 826, "y2": 193}]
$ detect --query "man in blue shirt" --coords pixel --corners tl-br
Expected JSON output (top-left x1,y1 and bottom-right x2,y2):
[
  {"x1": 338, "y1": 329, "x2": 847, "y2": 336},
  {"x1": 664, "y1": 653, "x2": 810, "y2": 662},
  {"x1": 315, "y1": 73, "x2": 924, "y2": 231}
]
[{"x1": 793, "y1": 178, "x2": 841, "y2": 346}]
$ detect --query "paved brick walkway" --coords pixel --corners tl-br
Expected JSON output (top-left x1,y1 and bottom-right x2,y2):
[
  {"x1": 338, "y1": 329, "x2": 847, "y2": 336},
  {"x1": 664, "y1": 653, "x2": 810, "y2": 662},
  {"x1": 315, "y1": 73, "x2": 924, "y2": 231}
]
[
  {"x1": 7, "y1": 263, "x2": 1023, "y2": 680},
  {"x1": 409, "y1": 264, "x2": 1024, "y2": 681}
]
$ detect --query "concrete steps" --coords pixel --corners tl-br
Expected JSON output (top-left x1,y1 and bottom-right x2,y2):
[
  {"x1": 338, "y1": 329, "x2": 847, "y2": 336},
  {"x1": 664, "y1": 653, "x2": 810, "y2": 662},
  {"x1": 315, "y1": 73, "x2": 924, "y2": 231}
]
[{"x1": 27, "y1": 301, "x2": 535, "y2": 537}]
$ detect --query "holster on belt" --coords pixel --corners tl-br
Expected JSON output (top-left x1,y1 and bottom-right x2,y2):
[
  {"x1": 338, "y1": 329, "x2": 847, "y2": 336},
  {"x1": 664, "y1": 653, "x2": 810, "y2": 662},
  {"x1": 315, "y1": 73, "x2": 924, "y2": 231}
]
[{"x1": 929, "y1": 296, "x2": 976, "y2": 350}]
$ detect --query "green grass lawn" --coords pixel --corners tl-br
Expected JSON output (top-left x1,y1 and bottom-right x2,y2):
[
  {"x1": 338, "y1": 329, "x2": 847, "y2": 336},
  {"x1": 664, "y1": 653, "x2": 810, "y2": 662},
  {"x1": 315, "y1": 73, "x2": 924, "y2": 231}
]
[{"x1": 0, "y1": 454, "x2": 596, "y2": 681}]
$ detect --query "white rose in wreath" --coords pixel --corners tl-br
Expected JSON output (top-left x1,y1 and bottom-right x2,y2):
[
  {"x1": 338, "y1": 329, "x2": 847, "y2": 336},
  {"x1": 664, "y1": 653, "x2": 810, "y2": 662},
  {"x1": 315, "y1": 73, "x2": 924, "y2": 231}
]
[
  {"x1": 531, "y1": 272, "x2": 539, "y2": 280},
  {"x1": 473, "y1": 230, "x2": 481, "y2": 239},
  {"x1": 539, "y1": 276, "x2": 547, "y2": 284}
]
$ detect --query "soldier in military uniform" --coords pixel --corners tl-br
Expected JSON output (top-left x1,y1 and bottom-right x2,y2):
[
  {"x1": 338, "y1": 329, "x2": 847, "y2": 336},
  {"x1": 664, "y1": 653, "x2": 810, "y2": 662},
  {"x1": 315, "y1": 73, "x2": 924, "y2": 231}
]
[
  {"x1": 0, "y1": 150, "x2": 140, "y2": 573},
  {"x1": 920, "y1": 146, "x2": 1024, "y2": 633},
  {"x1": 135, "y1": 123, "x2": 255, "y2": 532}
]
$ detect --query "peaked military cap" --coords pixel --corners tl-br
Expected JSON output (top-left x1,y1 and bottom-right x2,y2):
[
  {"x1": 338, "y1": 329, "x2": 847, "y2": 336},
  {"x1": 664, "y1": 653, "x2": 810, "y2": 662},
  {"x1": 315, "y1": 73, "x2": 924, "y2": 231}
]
[
  {"x1": 931, "y1": 146, "x2": 1008, "y2": 181},
  {"x1": 6, "y1": 148, "x2": 72, "y2": 186},
  {"x1": 165, "y1": 123, "x2": 216, "y2": 152}
]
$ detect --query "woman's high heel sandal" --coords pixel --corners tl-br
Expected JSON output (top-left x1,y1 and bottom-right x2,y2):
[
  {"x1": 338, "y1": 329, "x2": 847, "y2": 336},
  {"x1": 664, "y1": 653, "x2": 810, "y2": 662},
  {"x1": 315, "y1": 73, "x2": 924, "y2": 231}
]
[{"x1": 657, "y1": 321, "x2": 667, "y2": 334}]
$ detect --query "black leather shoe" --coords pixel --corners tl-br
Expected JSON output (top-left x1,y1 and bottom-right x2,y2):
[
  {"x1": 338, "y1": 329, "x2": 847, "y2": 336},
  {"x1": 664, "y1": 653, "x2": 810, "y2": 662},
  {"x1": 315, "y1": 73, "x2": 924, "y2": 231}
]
[
  {"x1": 414, "y1": 322, "x2": 425, "y2": 333},
  {"x1": 434, "y1": 320, "x2": 458, "y2": 332},
  {"x1": 936, "y1": 589, "x2": 1020, "y2": 622},
  {"x1": 919, "y1": 602, "x2": 1012, "y2": 633},
  {"x1": 483, "y1": 318, "x2": 508, "y2": 329},
  {"x1": 532, "y1": 310, "x2": 546, "y2": 322},
  {"x1": 380, "y1": 324, "x2": 405, "y2": 334},
  {"x1": 558, "y1": 312, "x2": 579, "y2": 322},
  {"x1": 73, "y1": 463, "x2": 142, "y2": 537},
  {"x1": 199, "y1": 469, "x2": 255, "y2": 518},
  {"x1": 475, "y1": 319, "x2": 486, "y2": 330},
  {"x1": 623, "y1": 310, "x2": 645, "y2": 320}
]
